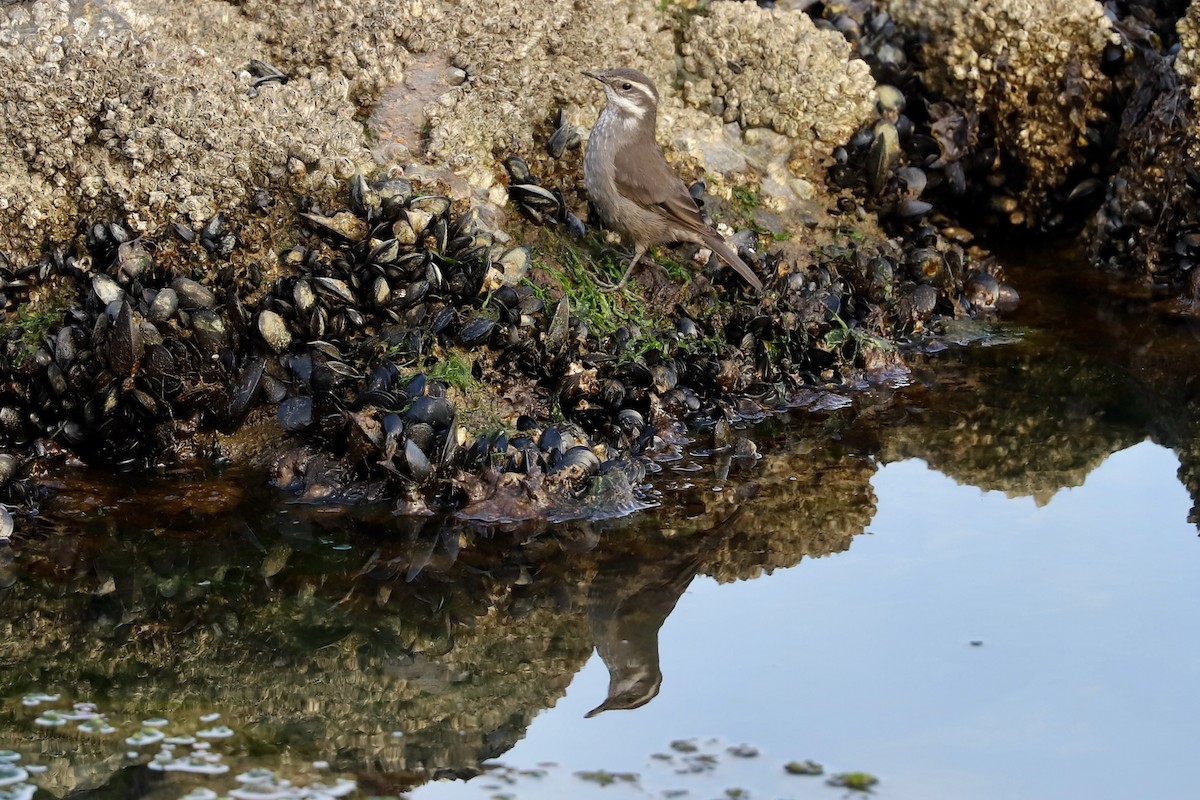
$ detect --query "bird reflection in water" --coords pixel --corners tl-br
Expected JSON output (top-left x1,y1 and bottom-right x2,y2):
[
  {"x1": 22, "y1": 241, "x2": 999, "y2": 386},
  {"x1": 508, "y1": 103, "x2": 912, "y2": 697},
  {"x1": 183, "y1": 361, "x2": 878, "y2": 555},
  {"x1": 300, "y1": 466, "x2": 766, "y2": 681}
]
[{"x1": 584, "y1": 509, "x2": 742, "y2": 716}]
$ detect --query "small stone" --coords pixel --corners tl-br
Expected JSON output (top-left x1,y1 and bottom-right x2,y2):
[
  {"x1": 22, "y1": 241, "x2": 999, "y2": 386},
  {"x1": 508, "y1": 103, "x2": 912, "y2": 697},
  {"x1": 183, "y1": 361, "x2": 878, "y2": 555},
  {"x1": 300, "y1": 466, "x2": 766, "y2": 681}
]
[
  {"x1": 827, "y1": 771, "x2": 879, "y2": 791},
  {"x1": 727, "y1": 744, "x2": 759, "y2": 758}
]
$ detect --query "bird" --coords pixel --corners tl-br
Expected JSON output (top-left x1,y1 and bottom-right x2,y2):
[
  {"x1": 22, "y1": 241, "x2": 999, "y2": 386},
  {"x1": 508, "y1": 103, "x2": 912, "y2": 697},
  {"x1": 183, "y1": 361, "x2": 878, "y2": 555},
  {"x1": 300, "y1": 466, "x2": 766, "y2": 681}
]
[{"x1": 581, "y1": 68, "x2": 764, "y2": 293}]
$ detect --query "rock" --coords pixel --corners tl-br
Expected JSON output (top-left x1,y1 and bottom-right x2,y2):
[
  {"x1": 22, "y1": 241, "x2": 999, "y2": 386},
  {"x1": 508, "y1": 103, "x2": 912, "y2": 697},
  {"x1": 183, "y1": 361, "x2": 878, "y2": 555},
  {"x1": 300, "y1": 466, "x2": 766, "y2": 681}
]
[
  {"x1": 0, "y1": 0, "x2": 375, "y2": 263},
  {"x1": 680, "y1": 2, "x2": 876, "y2": 171},
  {"x1": 885, "y1": 0, "x2": 1115, "y2": 209}
]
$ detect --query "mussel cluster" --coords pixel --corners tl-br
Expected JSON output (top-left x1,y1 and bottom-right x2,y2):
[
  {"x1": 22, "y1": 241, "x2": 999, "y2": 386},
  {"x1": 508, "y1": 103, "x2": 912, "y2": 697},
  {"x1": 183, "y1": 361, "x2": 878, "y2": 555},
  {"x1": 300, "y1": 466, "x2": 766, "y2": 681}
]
[
  {"x1": 499, "y1": 114, "x2": 1011, "y2": 392},
  {"x1": 821, "y1": 0, "x2": 1200, "y2": 303},
  {"x1": 0, "y1": 173, "x2": 675, "y2": 520},
  {"x1": 792, "y1": 4, "x2": 1026, "y2": 313},
  {"x1": 505, "y1": 152, "x2": 586, "y2": 240},
  {"x1": 0, "y1": 222, "x2": 227, "y2": 466},
  {"x1": 1086, "y1": 4, "x2": 1200, "y2": 292}
]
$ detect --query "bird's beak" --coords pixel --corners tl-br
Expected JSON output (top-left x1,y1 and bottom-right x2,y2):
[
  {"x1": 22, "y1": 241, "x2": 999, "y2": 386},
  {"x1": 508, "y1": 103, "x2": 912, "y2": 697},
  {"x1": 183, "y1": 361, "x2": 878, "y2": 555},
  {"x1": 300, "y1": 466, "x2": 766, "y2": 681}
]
[
  {"x1": 584, "y1": 699, "x2": 611, "y2": 718},
  {"x1": 581, "y1": 70, "x2": 601, "y2": 82}
]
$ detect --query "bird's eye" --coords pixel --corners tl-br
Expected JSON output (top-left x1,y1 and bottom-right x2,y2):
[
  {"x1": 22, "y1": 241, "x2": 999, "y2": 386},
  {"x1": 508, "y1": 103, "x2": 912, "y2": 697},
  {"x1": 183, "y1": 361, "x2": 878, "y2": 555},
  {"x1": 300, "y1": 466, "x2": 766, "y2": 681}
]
[{"x1": 621, "y1": 82, "x2": 632, "y2": 91}]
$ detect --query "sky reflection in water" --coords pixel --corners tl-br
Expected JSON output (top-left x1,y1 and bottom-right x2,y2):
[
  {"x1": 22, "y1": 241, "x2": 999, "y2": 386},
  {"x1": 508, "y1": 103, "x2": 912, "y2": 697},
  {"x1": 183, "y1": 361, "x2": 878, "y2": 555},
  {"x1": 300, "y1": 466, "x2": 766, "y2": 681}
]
[{"x1": 417, "y1": 440, "x2": 1200, "y2": 800}]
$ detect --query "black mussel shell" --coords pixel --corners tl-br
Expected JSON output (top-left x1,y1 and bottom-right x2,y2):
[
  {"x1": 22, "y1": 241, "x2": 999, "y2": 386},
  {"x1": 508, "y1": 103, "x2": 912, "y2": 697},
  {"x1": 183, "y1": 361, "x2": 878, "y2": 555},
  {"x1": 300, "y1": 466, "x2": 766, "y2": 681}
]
[
  {"x1": 406, "y1": 395, "x2": 454, "y2": 427},
  {"x1": 404, "y1": 438, "x2": 433, "y2": 482},
  {"x1": 503, "y1": 155, "x2": 534, "y2": 184},
  {"x1": 458, "y1": 317, "x2": 496, "y2": 347},
  {"x1": 278, "y1": 396, "x2": 314, "y2": 432}
]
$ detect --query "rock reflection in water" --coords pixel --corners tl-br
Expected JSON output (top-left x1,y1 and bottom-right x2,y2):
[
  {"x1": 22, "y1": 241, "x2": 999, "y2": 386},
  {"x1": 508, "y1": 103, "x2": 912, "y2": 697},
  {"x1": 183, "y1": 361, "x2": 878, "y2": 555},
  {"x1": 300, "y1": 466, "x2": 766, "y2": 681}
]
[
  {"x1": 0, "y1": 429, "x2": 876, "y2": 795},
  {"x1": 881, "y1": 334, "x2": 1147, "y2": 502}
]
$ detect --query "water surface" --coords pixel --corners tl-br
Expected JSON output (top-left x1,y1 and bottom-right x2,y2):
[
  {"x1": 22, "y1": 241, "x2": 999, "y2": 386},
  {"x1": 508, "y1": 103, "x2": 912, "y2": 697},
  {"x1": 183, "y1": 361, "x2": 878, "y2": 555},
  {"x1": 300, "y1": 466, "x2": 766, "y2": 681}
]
[
  {"x1": 414, "y1": 441, "x2": 1199, "y2": 800},
  {"x1": 2, "y1": 248, "x2": 1199, "y2": 799}
]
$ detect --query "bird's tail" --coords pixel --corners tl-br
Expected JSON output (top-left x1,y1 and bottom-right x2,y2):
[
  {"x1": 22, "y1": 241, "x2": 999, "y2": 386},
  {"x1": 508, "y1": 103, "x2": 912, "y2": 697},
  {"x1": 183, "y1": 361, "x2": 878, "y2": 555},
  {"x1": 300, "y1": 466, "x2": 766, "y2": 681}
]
[{"x1": 701, "y1": 231, "x2": 764, "y2": 292}]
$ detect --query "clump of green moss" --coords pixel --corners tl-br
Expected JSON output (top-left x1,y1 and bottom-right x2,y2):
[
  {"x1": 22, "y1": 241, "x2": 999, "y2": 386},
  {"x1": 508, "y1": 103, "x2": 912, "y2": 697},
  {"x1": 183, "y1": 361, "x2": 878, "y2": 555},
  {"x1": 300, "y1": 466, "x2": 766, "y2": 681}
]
[
  {"x1": 822, "y1": 312, "x2": 895, "y2": 358},
  {"x1": 4, "y1": 306, "x2": 61, "y2": 368},
  {"x1": 428, "y1": 349, "x2": 474, "y2": 393},
  {"x1": 730, "y1": 184, "x2": 761, "y2": 217},
  {"x1": 530, "y1": 238, "x2": 674, "y2": 364}
]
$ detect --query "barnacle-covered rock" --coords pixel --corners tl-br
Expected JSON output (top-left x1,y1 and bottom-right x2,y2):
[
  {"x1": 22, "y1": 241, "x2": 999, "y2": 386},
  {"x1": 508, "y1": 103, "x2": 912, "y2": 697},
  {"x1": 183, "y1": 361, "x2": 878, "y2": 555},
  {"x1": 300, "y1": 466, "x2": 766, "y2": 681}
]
[
  {"x1": 0, "y1": 0, "x2": 864, "y2": 266},
  {"x1": 885, "y1": 0, "x2": 1115, "y2": 212},
  {"x1": 1083, "y1": 2, "x2": 1200, "y2": 286},
  {"x1": 1174, "y1": 3, "x2": 1200, "y2": 95},
  {"x1": 411, "y1": 0, "x2": 678, "y2": 173},
  {"x1": 680, "y1": 2, "x2": 876, "y2": 170},
  {"x1": 0, "y1": 0, "x2": 374, "y2": 263}
]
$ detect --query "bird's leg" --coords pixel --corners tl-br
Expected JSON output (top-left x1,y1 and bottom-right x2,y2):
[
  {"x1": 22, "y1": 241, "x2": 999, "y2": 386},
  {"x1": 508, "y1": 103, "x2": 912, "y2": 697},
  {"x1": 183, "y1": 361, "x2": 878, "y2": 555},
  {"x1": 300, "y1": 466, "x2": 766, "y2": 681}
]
[{"x1": 595, "y1": 244, "x2": 645, "y2": 293}]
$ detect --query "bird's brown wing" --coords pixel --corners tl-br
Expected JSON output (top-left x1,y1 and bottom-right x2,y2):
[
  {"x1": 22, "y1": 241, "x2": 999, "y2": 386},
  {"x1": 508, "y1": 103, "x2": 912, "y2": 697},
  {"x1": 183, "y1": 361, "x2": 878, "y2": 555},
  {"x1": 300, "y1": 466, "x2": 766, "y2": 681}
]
[
  {"x1": 612, "y1": 141, "x2": 710, "y2": 234},
  {"x1": 613, "y1": 143, "x2": 763, "y2": 292}
]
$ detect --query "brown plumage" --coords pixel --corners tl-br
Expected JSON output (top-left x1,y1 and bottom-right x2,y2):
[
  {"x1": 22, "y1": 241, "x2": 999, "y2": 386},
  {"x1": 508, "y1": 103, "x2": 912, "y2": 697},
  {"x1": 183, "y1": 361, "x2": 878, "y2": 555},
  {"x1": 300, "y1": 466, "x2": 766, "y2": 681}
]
[{"x1": 582, "y1": 68, "x2": 764, "y2": 293}]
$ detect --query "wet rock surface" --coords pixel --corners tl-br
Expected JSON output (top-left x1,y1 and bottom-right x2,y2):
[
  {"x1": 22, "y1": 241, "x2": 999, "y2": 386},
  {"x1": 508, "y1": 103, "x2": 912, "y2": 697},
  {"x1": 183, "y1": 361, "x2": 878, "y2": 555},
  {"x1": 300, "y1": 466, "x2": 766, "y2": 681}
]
[{"x1": 1085, "y1": 1, "x2": 1200, "y2": 294}]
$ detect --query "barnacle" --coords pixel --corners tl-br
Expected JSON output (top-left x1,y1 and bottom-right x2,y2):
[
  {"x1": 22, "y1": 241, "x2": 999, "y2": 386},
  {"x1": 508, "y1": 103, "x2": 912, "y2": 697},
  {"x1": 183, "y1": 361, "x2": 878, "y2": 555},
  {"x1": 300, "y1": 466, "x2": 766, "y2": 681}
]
[{"x1": 680, "y1": 3, "x2": 876, "y2": 172}]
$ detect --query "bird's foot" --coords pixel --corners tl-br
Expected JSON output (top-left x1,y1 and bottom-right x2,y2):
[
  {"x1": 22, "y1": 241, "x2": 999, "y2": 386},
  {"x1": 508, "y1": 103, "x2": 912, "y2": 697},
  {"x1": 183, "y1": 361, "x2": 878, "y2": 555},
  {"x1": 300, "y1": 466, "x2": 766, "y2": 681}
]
[
  {"x1": 593, "y1": 273, "x2": 630, "y2": 293},
  {"x1": 593, "y1": 259, "x2": 638, "y2": 293}
]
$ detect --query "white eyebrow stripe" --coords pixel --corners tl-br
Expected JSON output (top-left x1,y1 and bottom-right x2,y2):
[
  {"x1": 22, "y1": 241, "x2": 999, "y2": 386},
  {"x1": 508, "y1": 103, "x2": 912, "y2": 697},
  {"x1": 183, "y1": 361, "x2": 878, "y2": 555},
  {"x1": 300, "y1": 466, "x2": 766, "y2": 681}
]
[{"x1": 629, "y1": 81, "x2": 656, "y2": 104}]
